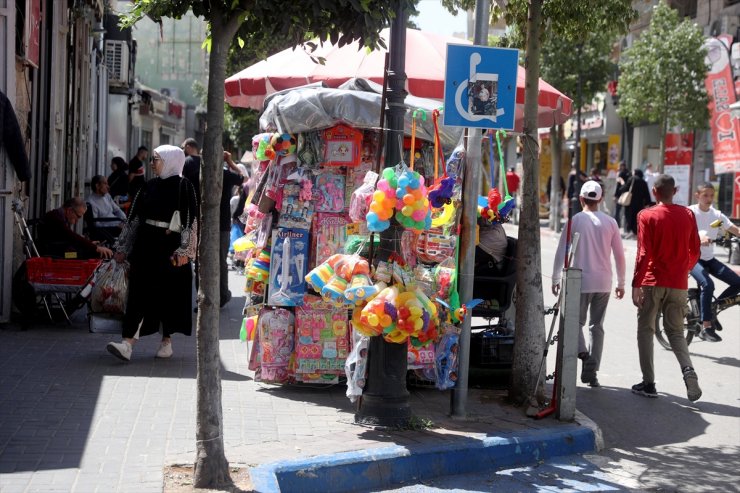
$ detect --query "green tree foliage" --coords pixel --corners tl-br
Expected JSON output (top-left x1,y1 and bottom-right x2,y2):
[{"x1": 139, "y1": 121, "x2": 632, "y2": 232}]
[
  {"x1": 122, "y1": 1, "x2": 414, "y2": 488},
  {"x1": 617, "y1": 0, "x2": 709, "y2": 170},
  {"x1": 541, "y1": 31, "x2": 616, "y2": 109}
]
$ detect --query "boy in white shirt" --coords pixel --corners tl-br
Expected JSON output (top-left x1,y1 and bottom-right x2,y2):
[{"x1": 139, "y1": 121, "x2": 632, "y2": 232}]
[
  {"x1": 552, "y1": 181, "x2": 626, "y2": 387},
  {"x1": 688, "y1": 182, "x2": 740, "y2": 342}
]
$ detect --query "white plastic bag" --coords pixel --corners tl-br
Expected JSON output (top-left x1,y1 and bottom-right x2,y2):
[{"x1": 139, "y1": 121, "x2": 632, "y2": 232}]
[{"x1": 90, "y1": 260, "x2": 129, "y2": 314}]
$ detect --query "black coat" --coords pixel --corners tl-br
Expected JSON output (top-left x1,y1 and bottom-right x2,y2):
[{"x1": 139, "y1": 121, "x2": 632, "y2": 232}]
[{"x1": 0, "y1": 90, "x2": 31, "y2": 182}]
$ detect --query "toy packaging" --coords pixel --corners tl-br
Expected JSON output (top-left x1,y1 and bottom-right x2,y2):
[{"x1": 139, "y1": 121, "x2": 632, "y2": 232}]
[
  {"x1": 294, "y1": 295, "x2": 349, "y2": 382},
  {"x1": 314, "y1": 172, "x2": 345, "y2": 213},
  {"x1": 255, "y1": 307, "x2": 295, "y2": 384},
  {"x1": 279, "y1": 182, "x2": 314, "y2": 229},
  {"x1": 268, "y1": 228, "x2": 309, "y2": 306},
  {"x1": 322, "y1": 124, "x2": 363, "y2": 167},
  {"x1": 311, "y1": 213, "x2": 349, "y2": 268}
]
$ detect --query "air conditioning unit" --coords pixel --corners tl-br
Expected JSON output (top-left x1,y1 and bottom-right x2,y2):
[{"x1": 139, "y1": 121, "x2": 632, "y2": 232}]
[{"x1": 105, "y1": 40, "x2": 130, "y2": 87}]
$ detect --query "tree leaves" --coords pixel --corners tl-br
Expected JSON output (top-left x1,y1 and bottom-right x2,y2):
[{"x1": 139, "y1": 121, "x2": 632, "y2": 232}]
[{"x1": 618, "y1": 0, "x2": 709, "y2": 131}]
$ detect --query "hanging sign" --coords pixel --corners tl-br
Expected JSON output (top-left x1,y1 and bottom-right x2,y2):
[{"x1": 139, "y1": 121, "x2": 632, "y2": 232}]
[{"x1": 443, "y1": 44, "x2": 518, "y2": 130}]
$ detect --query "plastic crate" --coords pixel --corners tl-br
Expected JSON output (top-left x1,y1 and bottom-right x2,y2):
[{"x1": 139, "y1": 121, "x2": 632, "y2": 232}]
[
  {"x1": 470, "y1": 331, "x2": 514, "y2": 367},
  {"x1": 26, "y1": 257, "x2": 100, "y2": 286}
]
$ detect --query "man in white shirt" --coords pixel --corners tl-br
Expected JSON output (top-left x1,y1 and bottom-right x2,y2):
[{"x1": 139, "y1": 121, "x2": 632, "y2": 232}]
[
  {"x1": 644, "y1": 162, "x2": 659, "y2": 204},
  {"x1": 552, "y1": 181, "x2": 626, "y2": 387},
  {"x1": 86, "y1": 175, "x2": 127, "y2": 242},
  {"x1": 688, "y1": 182, "x2": 740, "y2": 342}
]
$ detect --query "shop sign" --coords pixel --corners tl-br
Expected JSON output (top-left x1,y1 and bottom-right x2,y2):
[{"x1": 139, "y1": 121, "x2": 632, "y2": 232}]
[
  {"x1": 704, "y1": 37, "x2": 740, "y2": 174},
  {"x1": 443, "y1": 44, "x2": 518, "y2": 130},
  {"x1": 607, "y1": 134, "x2": 620, "y2": 172}
]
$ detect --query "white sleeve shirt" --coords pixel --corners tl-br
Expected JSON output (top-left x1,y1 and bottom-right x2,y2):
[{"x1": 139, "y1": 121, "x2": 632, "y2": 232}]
[{"x1": 689, "y1": 204, "x2": 733, "y2": 261}]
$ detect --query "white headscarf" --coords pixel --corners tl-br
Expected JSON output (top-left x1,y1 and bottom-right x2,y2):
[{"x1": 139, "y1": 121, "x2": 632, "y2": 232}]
[{"x1": 154, "y1": 145, "x2": 185, "y2": 179}]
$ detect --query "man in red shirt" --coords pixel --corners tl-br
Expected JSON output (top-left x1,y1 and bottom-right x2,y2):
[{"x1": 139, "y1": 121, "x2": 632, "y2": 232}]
[
  {"x1": 631, "y1": 175, "x2": 701, "y2": 402},
  {"x1": 505, "y1": 167, "x2": 520, "y2": 194}
]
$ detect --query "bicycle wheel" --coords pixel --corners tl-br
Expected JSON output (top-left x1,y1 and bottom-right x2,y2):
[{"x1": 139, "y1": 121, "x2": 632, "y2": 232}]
[{"x1": 654, "y1": 302, "x2": 698, "y2": 350}]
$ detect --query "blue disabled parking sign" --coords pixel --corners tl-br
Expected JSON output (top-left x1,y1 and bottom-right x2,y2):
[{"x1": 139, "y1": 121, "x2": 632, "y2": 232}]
[{"x1": 443, "y1": 44, "x2": 519, "y2": 130}]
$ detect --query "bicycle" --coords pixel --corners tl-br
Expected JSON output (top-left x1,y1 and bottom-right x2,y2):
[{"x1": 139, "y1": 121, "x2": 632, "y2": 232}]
[
  {"x1": 655, "y1": 233, "x2": 739, "y2": 350},
  {"x1": 655, "y1": 289, "x2": 740, "y2": 350}
]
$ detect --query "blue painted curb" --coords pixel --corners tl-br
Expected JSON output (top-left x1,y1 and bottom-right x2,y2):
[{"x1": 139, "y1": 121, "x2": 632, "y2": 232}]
[{"x1": 250, "y1": 424, "x2": 595, "y2": 493}]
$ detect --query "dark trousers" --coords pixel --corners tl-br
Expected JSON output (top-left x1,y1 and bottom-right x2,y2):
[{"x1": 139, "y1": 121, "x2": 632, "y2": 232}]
[
  {"x1": 220, "y1": 231, "x2": 231, "y2": 303},
  {"x1": 690, "y1": 258, "x2": 740, "y2": 322}
]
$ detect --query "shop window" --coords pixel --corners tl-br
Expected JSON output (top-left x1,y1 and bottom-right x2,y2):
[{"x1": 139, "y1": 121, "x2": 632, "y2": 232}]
[{"x1": 141, "y1": 130, "x2": 153, "y2": 152}]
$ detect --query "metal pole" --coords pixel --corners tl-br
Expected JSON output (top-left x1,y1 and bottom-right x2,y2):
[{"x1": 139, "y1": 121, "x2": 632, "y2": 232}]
[
  {"x1": 556, "y1": 268, "x2": 581, "y2": 421},
  {"x1": 451, "y1": 0, "x2": 489, "y2": 419},
  {"x1": 356, "y1": 3, "x2": 411, "y2": 427}
]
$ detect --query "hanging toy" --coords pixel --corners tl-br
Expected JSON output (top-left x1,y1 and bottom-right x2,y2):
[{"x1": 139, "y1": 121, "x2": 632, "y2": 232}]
[
  {"x1": 366, "y1": 167, "x2": 398, "y2": 232},
  {"x1": 394, "y1": 168, "x2": 431, "y2": 232},
  {"x1": 480, "y1": 188, "x2": 503, "y2": 223},
  {"x1": 436, "y1": 297, "x2": 483, "y2": 324},
  {"x1": 427, "y1": 109, "x2": 456, "y2": 208},
  {"x1": 270, "y1": 132, "x2": 297, "y2": 156},
  {"x1": 357, "y1": 285, "x2": 399, "y2": 337}
]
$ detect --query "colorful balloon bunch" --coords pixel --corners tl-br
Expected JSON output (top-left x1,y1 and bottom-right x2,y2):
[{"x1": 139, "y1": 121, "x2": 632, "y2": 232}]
[
  {"x1": 384, "y1": 288, "x2": 439, "y2": 344},
  {"x1": 352, "y1": 286, "x2": 439, "y2": 345},
  {"x1": 366, "y1": 167, "x2": 398, "y2": 232},
  {"x1": 354, "y1": 285, "x2": 399, "y2": 337},
  {"x1": 395, "y1": 169, "x2": 432, "y2": 232}
]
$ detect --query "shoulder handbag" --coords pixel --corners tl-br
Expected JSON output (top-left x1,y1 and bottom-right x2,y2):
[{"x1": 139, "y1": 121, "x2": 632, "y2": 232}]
[{"x1": 617, "y1": 178, "x2": 634, "y2": 207}]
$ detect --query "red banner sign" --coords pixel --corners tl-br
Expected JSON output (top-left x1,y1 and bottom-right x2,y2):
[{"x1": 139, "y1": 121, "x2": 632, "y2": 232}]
[
  {"x1": 664, "y1": 132, "x2": 693, "y2": 166},
  {"x1": 704, "y1": 38, "x2": 740, "y2": 174}
]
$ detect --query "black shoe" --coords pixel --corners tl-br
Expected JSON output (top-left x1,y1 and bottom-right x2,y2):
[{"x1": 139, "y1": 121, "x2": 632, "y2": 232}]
[
  {"x1": 682, "y1": 367, "x2": 702, "y2": 402},
  {"x1": 699, "y1": 327, "x2": 722, "y2": 342},
  {"x1": 578, "y1": 352, "x2": 589, "y2": 361},
  {"x1": 581, "y1": 358, "x2": 597, "y2": 384},
  {"x1": 588, "y1": 377, "x2": 601, "y2": 388},
  {"x1": 631, "y1": 381, "x2": 658, "y2": 398}
]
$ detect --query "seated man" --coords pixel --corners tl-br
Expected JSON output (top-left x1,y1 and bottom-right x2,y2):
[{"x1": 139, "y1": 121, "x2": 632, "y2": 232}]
[
  {"x1": 688, "y1": 182, "x2": 740, "y2": 342},
  {"x1": 37, "y1": 197, "x2": 113, "y2": 259},
  {"x1": 475, "y1": 220, "x2": 508, "y2": 275},
  {"x1": 86, "y1": 174, "x2": 127, "y2": 243}
]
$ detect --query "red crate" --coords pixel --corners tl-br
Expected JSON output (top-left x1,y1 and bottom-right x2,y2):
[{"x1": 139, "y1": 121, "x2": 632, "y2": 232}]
[{"x1": 26, "y1": 257, "x2": 101, "y2": 286}]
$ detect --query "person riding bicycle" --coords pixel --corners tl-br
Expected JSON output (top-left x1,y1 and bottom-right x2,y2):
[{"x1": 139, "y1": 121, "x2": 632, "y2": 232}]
[{"x1": 688, "y1": 182, "x2": 740, "y2": 343}]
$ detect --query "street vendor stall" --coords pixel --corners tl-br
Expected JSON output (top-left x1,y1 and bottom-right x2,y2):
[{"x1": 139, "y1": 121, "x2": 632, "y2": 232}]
[{"x1": 232, "y1": 80, "x2": 518, "y2": 399}]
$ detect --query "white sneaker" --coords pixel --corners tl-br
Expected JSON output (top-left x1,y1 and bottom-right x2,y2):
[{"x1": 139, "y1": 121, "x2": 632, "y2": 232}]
[
  {"x1": 107, "y1": 340, "x2": 132, "y2": 361},
  {"x1": 156, "y1": 341, "x2": 173, "y2": 359}
]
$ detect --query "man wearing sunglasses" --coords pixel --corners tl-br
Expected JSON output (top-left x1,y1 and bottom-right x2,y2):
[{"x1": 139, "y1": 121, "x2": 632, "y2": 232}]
[{"x1": 38, "y1": 197, "x2": 113, "y2": 259}]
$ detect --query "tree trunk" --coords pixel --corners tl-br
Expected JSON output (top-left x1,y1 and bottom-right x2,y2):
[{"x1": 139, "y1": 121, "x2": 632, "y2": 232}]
[
  {"x1": 509, "y1": 0, "x2": 546, "y2": 406},
  {"x1": 193, "y1": 9, "x2": 240, "y2": 489},
  {"x1": 548, "y1": 124, "x2": 562, "y2": 232}
]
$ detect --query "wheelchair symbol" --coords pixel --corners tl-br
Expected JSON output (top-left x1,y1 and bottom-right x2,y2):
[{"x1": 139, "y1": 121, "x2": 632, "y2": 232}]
[{"x1": 454, "y1": 52, "x2": 506, "y2": 124}]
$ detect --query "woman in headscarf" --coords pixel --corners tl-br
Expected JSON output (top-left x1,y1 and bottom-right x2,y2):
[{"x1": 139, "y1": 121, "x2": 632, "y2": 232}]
[
  {"x1": 106, "y1": 145, "x2": 198, "y2": 361},
  {"x1": 620, "y1": 168, "x2": 651, "y2": 239}
]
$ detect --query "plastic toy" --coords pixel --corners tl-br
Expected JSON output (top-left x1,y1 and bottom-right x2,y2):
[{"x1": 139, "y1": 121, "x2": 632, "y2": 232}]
[
  {"x1": 314, "y1": 173, "x2": 345, "y2": 213},
  {"x1": 366, "y1": 168, "x2": 397, "y2": 232},
  {"x1": 349, "y1": 170, "x2": 378, "y2": 223},
  {"x1": 356, "y1": 285, "x2": 399, "y2": 337},
  {"x1": 322, "y1": 123, "x2": 363, "y2": 167},
  {"x1": 394, "y1": 167, "x2": 432, "y2": 232},
  {"x1": 428, "y1": 175, "x2": 455, "y2": 209},
  {"x1": 434, "y1": 331, "x2": 459, "y2": 390},
  {"x1": 270, "y1": 132, "x2": 296, "y2": 156}
]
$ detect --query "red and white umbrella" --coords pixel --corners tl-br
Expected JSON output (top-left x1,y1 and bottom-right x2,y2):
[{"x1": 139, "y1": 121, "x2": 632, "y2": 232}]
[{"x1": 225, "y1": 28, "x2": 572, "y2": 130}]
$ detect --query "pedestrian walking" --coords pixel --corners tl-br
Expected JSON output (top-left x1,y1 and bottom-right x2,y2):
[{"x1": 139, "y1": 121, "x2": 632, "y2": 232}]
[
  {"x1": 552, "y1": 181, "x2": 626, "y2": 388},
  {"x1": 688, "y1": 182, "x2": 740, "y2": 343},
  {"x1": 219, "y1": 151, "x2": 246, "y2": 307},
  {"x1": 613, "y1": 161, "x2": 631, "y2": 229},
  {"x1": 567, "y1": 164, "x2": 588, "y2": 217},
  {"x1": 631, "y1": 174, "x2": 702, "y2": 402},
  {"x1": 106, "y1": 145, "x2": 198, "y2": 361},
  {"x1": 620, "y1": 168, "x2": 651, "y2": 239}
]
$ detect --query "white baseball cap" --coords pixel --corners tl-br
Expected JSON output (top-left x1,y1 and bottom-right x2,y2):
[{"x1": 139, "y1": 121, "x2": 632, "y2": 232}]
[{"x1": 580, "y1": 180, "x2": 602, "y2": 200}]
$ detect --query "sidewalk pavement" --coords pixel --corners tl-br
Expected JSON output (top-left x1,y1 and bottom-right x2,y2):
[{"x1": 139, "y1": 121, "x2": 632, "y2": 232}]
[{"x1": 1, "y1": 266, "x2": 602, "y2": 493}]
